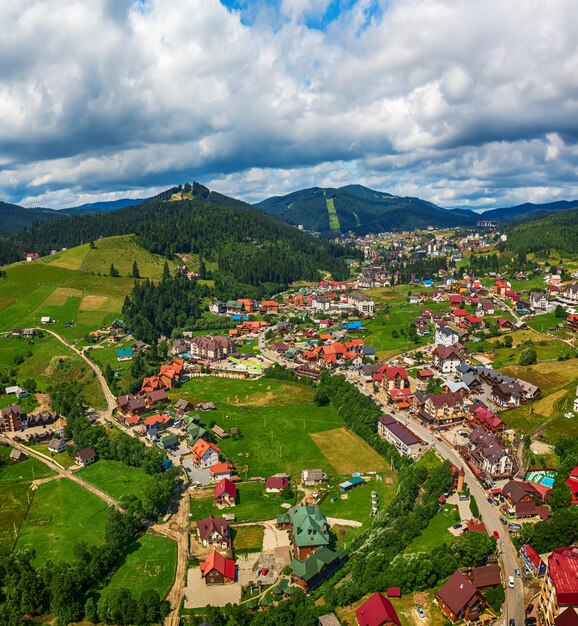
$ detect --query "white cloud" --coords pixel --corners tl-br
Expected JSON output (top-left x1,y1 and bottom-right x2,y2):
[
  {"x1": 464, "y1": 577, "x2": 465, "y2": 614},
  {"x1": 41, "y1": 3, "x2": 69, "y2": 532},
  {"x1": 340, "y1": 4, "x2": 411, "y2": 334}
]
[{"x1": 1, "y1": 0, "x2": 578, "y2": 208}]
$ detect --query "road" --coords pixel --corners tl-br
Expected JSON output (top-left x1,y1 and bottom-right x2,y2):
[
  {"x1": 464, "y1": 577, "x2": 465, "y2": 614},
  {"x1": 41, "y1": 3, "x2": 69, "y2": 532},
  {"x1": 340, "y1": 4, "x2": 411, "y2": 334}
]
[{"x1": 350, "y1": 378, "x2": 524, "y2": 626}]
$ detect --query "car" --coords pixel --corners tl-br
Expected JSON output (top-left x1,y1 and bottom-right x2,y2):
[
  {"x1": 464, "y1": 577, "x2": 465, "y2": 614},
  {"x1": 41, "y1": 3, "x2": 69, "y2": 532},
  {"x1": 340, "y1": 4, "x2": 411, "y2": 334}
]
[
  {"x1": 452, "y1": 523, "x2": 462, "y2": 529},
  {"x1": 515, "y1": 568, "x2": 521, "y2": 577},
  {"x1": 500, "y1": 517, "x2": 507, "y2": 525},
  {"x1": 417, "y1": 608, "x2": 425, "y2": 619},
  {"x1": 508, "y1": 576, "x2": 515, "y2": 588},
  {"x1": 459, "y1": 494, "x2": 469, "y2": 501},
  {"x1": 493, "y1": 530, "x2": 500, "y2": 539},
  {"x1": 525, "y1": 618, "x2": 537, "y2": 625},
  {"x1": 509, "y1": 620, "x2": 516, "y2": 626},
  {"x1": 487, "y1": 497, "x2": 494, "y2": 503},
  {"x1": 261, "y1": 568, "x2": 269, "y2": 576}
]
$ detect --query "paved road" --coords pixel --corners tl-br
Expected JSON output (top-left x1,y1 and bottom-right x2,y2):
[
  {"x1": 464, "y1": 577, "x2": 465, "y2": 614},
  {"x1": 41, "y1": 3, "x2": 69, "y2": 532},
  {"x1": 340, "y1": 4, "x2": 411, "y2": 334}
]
[{"x1": 351, "y1": 378, "x2": 524, "y2": 626}]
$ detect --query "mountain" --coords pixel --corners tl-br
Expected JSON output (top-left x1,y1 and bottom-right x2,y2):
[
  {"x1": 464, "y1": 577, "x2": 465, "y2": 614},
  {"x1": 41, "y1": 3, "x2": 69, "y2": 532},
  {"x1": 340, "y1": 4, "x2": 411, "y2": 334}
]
[
  {"x1": 482, "y1": 200, "x2": 578, "y2": 223},
  {"x1": 255, "y1": 185, "x2": 478, "y2": 234},
  {"x1": 0, "y1": 201, "x2": 65, "y2": 235},
  {"x1": 60, "y1": 198, "x2": 147, "y2": 215},
  {"x1": 0, "y1": 183, "x2": 353, "y2": 297},
  {"x1": 505, "y1": 208, "x2": 578, "y2": 256}
]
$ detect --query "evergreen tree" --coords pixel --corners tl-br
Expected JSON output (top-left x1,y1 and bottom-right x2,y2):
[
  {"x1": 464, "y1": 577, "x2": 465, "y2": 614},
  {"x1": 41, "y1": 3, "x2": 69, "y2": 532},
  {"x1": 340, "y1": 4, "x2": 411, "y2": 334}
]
[
  {"x1": 109, "y1": 263, "x2": 119, "y2": 277},
  {"x1": 131, "y1": 261, "x2": 140, "y2": 279}
]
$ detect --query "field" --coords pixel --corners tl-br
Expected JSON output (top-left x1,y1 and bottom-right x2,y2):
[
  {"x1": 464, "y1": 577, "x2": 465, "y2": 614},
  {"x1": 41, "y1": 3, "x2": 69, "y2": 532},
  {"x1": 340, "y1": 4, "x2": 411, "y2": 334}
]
[
  {"x1": 169, "y1": 377, "x2": 345, "y2": 479},
  {"x1": 28, "y1": 443, "x2": 76, "y2": 468},
  {"x1": 0, "y1": 334, "x2": 106, "y2": 409},
  {"x1": 16, "y1": 478, "x2": 109, "y2": 563},
  {"x1": 326, "y1": 198, "x2": 340, "y2": 231},
  {"x1": 484, "y1": 329, "x2": 567, "y2": 368},
  {"x1": 102, "y1": 533, "x2": 177, "y2": 598},
  {"x1": 499, "y1": 359, "x2": 578, "y2": 438},
  {"x1": 406, "y1": 504, "x2": 458, "y2": 553},
  {"x1": 0, "y1": 235, "x2": 174, "y2": 343},
  {"x1": 78, "y1": 460, "x2": 156, "y2": 503},
  {"x1": 231, "y1": 525, "x2": 265, "y2": 553},
  {"x1": 310, "y1": 428, "x2": 389, "y2": 474},
  {"x1": 190, "y1": 481, "x2": 297, "y2": 523},
  {"x1": 0, "y1": 446, "x2": 55, "y2": 549}
]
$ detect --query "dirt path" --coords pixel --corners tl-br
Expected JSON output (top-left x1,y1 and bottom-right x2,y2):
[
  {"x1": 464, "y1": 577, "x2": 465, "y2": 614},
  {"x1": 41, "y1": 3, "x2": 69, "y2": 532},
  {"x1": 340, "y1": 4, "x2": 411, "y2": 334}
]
[{"x1": 150, "y1": 493, "x2": 191, "y2": 626}]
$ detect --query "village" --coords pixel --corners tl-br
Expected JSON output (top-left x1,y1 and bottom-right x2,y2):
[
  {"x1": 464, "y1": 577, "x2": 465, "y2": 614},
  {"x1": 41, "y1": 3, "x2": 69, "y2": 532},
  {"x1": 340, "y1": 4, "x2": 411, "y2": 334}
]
[{"x1": 2, "y1": 225, "x2": 578, "y2": 626}]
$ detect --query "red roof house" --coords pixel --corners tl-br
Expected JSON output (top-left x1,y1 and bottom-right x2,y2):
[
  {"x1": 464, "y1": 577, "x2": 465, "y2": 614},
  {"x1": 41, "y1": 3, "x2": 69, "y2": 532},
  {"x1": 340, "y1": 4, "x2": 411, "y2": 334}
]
[
  {"x1": 355, "y1": 592, "x2": 401, "y2": 626},
  {"x1": 265, "y1": 475, "x2": 290, "y2": 493},
  {"x1": 215, "y1": 478, "x2": 237, "y2": 506},
  {"x1": 199, "y1": 550, "x2": 236, "y2": 584},
  {"x1": 566, "y1": 467, "x2": 578, "y2": 504}
]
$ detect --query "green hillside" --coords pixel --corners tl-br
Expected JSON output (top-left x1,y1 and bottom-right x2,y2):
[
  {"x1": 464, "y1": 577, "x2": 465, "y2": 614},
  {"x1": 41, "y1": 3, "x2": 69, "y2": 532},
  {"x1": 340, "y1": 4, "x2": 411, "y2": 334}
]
[
  {"x1": 505, "y1": 208, "x2": 578, "y2": 256},
  {"x1": 0, "y1": 235, "x2": 175, "y2": 341},
  {"x1": 256, "y1": 184, "x2": 478, "y2": 234}
]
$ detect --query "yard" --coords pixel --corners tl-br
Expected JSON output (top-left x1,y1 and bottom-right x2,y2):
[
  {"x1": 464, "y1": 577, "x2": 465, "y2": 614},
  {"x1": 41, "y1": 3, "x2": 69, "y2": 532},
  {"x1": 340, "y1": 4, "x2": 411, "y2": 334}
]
[
  {"x1": 231, "y1": 525, "x2": 265, "y2": 553},
  {"x1": 170, "y1": 377, "x2": 345, "y2": 479},
  {"x1": 16, "y1": 478, "x2": 109, "y2": 564},
  {"x1": 78, "y1": 459, "x2": 156, "y2": 504},
  {"x1": 484, "y1": 329, "x2": 567, "y2": 368},
  {"x1": 406, "y1": 504, "x2": 458, "y2": 553},
  {"x1": 189, "y1": 481, "x2": 298, "y2": 524},
  {"x1": 28, "y1": 443, "x2": 76, "y2": 468},
  {"x1": 102, "y1": 533, "x2": 177, "y2": 599}
]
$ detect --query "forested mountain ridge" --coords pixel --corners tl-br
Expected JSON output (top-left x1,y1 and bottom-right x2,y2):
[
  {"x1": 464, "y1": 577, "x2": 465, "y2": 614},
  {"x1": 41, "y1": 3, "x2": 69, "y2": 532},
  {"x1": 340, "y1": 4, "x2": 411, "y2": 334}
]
[
  {"x1": 0, "y1": 201, "x2": 65, "y2": 235},
  {"x1": 482, "y1": 199, "x2": 578, "y2": 223},
  {"x1": 0, "y1": 183, "x2": 353, "y2": 299},
  {"x1": 60, "y1": 197, "x2": 147, "y2": 215},
  {"x1": 256, "y1": 185, "x2": 479, "y2": 234},
  {"x1": 504, "y1": 208, "x2": 578, "y2": 256}
]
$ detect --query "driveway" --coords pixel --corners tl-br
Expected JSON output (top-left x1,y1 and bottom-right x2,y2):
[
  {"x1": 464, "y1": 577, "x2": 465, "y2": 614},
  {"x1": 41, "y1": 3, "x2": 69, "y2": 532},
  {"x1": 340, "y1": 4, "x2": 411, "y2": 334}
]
[
  {"x1": 182, "y1": 460, "x2": 210, "y2": 485},
  {"x1": 184, "y1": 567, "x2": 242, "y2": 608}
]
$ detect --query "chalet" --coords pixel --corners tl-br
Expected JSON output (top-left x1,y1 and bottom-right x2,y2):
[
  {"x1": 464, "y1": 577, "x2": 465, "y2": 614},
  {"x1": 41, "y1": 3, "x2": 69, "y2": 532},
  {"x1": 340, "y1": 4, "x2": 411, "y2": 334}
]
[
  {"x1": 301, "y1": 468, "x2": 328, "y2": 486},
  {"x1": 414, "y1": 391, "x2": 465, "y2": 429},
  {"x1": 373, "y1": 365, "x2": 410, "y2": 391},
  {"x1": 467, "y1": 428, "x2": 516, "y2": 479},
  {"x1": 225, "y1": 300, "x2": 244, "y2": 315},
  {"x1": 158, "y1": 358, "x2": 185, "y2": 388},
  {"x1": 277, "y1": 504, "x2": 330, "y2": 559},
  {"x1": 435, "y1": 570, "x2": 485, "y2": 623},
  {"x1": 174, "y1": 399, "x2": 190, "y2": 414},
  {"x1": 355, "y1": 592, "x2": 401, "y2": 626},
  {"x1": 26, "y1": 252, "x2": 39, "y2": 262},
  {"x1": 313, "y1": 296, "x2": 331, "y2": 312},
  {"x1": 191, "y1": 440, "x2": 220, "y2": 468},
  {"x1": 478, "y1": 299, "x2": 495, "y2": 315},
  {"x1": 566, "y1": 466, "x2": 578, "y2": 505},
  {"x1": 199, "y1": 550, "x2": 236, "y2": 585},
  {"x1": 159, "y1": 434, "x2": 179, "y2": 450},
  {"x1": 377, "y1": 414, "x2": 425, "y2": 459},
  {"x1": 173, "y1": 336, "x2": 233, "y2": 361},
  {"x1": 469, "y1": 404, "x2": 505, "y2": 433},
  {"x1": 210, "y1": 462, "x2": 234, "y2": 481},
  {"x1": 141, "y1": 376, "x2": 165, "y2": 394},
  {"x1": 468, "y1": 564, "x2": 501, "y2": 590},
  {"x1": 196, "y1": 515, "x2": 231, "y2": 551},
  {"x1": 491, "y1": 381, "x2": 524, "y2": 408},
  {"x1": 215, "y1": 478, "x2": 236, "y2": 507},
  {"x1": 449, "y1": 294, "x2": 463, "y2": 307},
  {"x1": 146, "y1": 389, "x2": 168, "y2": 408},
  {"x1": 497, "y1": 318, "x2": 513, "y2": 330},
  {"x1": 529, "y1": 292, "x2": 548, "y2": 311},
  {"x1": 116, "y1": 347, "x2": 134, "y2": 362},
  {"x1": 290, "y1": 547, "x2": 346, "y2": 592},
  {"x1": 501, "y1": 480, "x2": 541, "y2": 508},
  {"x1": 260, "y1": 300, "x2": 280, "y2": 314},
  {"x1": 0, "y1": 405, "x2": 22, "y2": 433},
  {"x1": 435, "y1": 325, "x2": 460, "y2": 347},
  {"x1": 75, "y1": 447, "x2": 96, "y2": 467},
  {"x1": 266, "y1": 475, "x2": 290, "y2": 493},
  {"x1": 48, "y1": 438, "x2": 66, "y2": 454},
  {"x1": 432, "y1": 344, "x2": 463, "y2": 374}
]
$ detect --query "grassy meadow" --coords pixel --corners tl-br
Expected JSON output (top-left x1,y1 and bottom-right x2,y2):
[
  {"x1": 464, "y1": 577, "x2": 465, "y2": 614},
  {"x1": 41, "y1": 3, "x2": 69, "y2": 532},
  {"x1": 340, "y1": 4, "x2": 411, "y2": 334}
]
[{"x1": 78, "y1": 460, "x2": 156, "y2": 504}]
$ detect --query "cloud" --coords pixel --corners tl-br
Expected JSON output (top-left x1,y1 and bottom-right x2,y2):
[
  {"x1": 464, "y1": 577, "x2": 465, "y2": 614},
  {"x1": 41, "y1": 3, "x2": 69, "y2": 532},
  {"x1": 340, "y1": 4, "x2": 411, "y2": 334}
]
[{"x1": 1, "y1": 0, "x2": 578, "y2": 209}]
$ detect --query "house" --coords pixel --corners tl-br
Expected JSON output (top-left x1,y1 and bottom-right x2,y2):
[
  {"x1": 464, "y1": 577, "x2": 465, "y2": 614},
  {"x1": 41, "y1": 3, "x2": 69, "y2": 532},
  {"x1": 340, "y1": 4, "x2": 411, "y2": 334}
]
[
  {"x1": 435, "y1": 570, "x2": 485, "y2": 623},
  {"x1": 355, "y1": 592, "x2": 401, "y2": 626},
  {"x1": 373, "y1": 365, "x2": 410, "y2": 391},
  {"x1": 435, "y1": 325, "x2": 460, "y2": 347},
  {"x1": 260, "y1": 300, "x2": 280, "y2": 314},
  {"x1": 538, "y1": 546, "x2": 578, "y2": 626},
  {"x1": 191, "y1": 440, "x2": 220, "y2": 468},
  {"x1": 199, "y1": 550, "x2": 236, "y2": 584},
  {"x1": 0, "y1": 405, "x2": 22, "y2": 433},
  {"x1": 520, "y1": 543, "x2": 547, "y2": 577},
  {"x1": 210, "y1": 461, "x2": 235, "y2": 481},
  {"x1": 215, "y1": 478, "x2": 237, "y2": 507},
  {"x1": 529, "y1": 292, "x2": 549, "y2": 311},
  {"x1": 468, "y1": 564, "x2": 501, "y2": 590},
  {"x1": 467, "y1": 429, "x2": 517, "y2": 480},
  {"x1": 497, "y1": 318, "x2": 513, "y2": 330},
  {"x1": 116, "y1": 347, "x2": 134, "y2": 362},
  {"x1": 277, "y1": 504, "x2": 330, "y2": 559},
  {"x1": 75, "y1": 447, "x2": 96, "y2": 467},
  {"x1": 174, "y1": 399, "x2": 191, "y2": 414},
  {"x1": 290, "y1": 547, "x2": 346, "y2": 591},
  {"x1": 173, "y1": 335, "x2": 233, "y2": 361},
  {"x1": 9, "y1": 448, "x2": 25, "y2": 462},
  {"x1": 48, "y1": 438, "x2": 66, "y2": 454},
  {"x1": 196, "y1": 515, "x2": 231, "y2": 551},
  {"x1": 146, "y1": 389, "x2": 169, "y2": 408},
  {"x1": 40, "y1": 316, "x2": 53, "y2": 324},
  {"x1": 26, "y1": 252, "x2": 39, "y2": 262},
  {"x1": 566, "y1": 466, "x2": 578, "y2": 505},
  {"x1": 301, "y1": 468, "x2": 328, "y2": 486},
  {"x1": 415, "y1": 391, "x2": 465, "y2": 429},
  {"x1": 432, "y1": 344, "x2": 463, "y2": 374},
  {"x1": 266, "y1": 475, "x2": 290, "y2": 493},
  {"x1": 567, "y1": 314, "x2": 578, "y2": 333},
  {"x1": 377, "y1": 414, "x2": 425, "y2": 459},
  {"x1": 349, "y1": 292, "x2": 375, "y2": 316},
  {"x1": 160, "y1": 434, "x2": 179, "y2": 450}
]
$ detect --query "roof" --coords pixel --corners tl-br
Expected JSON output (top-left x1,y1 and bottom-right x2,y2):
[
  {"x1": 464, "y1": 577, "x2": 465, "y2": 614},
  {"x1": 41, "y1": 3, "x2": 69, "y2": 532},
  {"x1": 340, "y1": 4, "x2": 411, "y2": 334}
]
[
  {"x1": 555, "y1": 608, "x2": 578, "y2": 626},
  {"x1": 466, "y1": 518, "x2": 488, "y2": 535},
  {"x1": 469, "y1": 564, "x2": 501, "y2": 588},
  {"x1": 548, "y1": 547, "x2": 578, "y2": 606},
  {"x1": 116, "y1": 348, "x2": 133, "y2": 357},
  {"x1": 386, "y1": 588, "x2": 401, "y2": 597},
  {"x1": 355, "y1": 592, "x2": 401, "y2": 626},
  {"x1": 435, "y1": 570, "x2": 479, "y2": 616},
  {"x1": 76, "y1": 447, "x2": 96, "y2": 461},
  {"x1": 215, "y1": 478, "x2": 236, "y2": 499},
  {"x1": 266, "y1": 475, "x2": 289, "y2": 490},
  {"x1": 192, "y1": 439, "x2": 220, "y2": 458},
  {"x1": 199, "y1": 550, "x2": 235, "y2": 580},
  {"x1": 290, "y1": 547, "x2": 345, "y2": 582},
  {"x1": 378, "y1": 414, "x2": 421, "y2": 446},
  {"x1": 196, "y1": 515, "x2": 229, "y2": 542},
  {"x1": 286, "y1": 505, "x2": 330, "y2": 549},
  {"x1": 521, "y1": 543, "x2": 543, "y2": 569}
]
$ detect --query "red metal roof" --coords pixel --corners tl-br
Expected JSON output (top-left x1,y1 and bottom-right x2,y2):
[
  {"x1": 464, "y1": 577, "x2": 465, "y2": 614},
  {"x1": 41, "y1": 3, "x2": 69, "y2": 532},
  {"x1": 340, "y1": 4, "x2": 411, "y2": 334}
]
[
  {"x1": 548, "y1": 547, "x2": 578, "y2": 606},
  {"x1": 215, "y1": 478, "x2": 236, "y2": 499},
  {"x1": 355, "y1": 592, "x2": 401, "y2": 626},
  {"x1": 200, "y1": 550, "x2": 236, "y2": 580}
]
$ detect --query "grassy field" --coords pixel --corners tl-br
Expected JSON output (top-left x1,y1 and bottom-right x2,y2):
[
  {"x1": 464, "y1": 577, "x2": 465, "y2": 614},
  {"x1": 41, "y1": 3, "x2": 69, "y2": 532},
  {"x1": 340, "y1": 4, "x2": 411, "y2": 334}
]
[
  {"x1": 169, "y1": 377, "x2": 345, "y2": 479},
  {"x1": 87, "y1": 342, "x2": 135, "y2": 394},
  {"x1": 499, "y1": 359, "x2": 578, "y2": 437},
  {"x1": 406, "y1": 504, "x2": 458, "y2": 553},
  {"x1": 16, "y1": 478, "x2": 109, "y2": 564},
  {"x1": 28, "y1": 443, "x2": 76, "y2": 468},
  {"x1": 231, "y1": 525, "x2": 265, "y2": 553},
  {"x1": 78, "y1": 460, "x2": 156, "y2": 504},
  {"x1": 0, "y1": 446, "x2": 55, "y2": 549},
  {"x1": 484, "y1": 329, "x2": 567, "y2": 368},
  {"x1": 0, "y1": 334, "x2": 106, "y2": 409},
  {"x1": 190, "y1": 481, "x2": 297, "y2": 523},
  {"x1": 326, "y1": 198, "x2": 340, "y2": 231},
  {"x1": 310, "y1": 428, "x2": 389, "y2": 474},
  {"x1": 0, "y1": 235, "x2": 173, "y2": 343},
  {"x1": 103, "y1": 533, "x2": 177, "y2": 599}
]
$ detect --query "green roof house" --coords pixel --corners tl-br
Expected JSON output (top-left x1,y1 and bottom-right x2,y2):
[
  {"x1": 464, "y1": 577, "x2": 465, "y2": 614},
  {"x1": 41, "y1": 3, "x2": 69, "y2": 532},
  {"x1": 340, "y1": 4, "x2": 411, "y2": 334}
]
[
  {"x1": 278, "y1": 505, "x2": 330, "y2": 559},
  {"x1": 290, "y1": 547, "x2": 346, "y2": 591}
]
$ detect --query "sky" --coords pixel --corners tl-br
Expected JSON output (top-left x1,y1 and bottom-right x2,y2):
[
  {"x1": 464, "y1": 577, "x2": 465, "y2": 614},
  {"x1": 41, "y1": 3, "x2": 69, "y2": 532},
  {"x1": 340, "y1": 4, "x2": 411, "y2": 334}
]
[{"x1": 2, "y1": 0, "x2": 578, "y2": 210}]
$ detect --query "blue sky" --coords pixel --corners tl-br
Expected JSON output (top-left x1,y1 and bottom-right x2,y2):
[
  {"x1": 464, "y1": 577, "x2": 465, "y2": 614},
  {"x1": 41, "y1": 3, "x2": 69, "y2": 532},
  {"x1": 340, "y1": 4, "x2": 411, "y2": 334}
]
[{"x1": 1, "y1": 0, "x2": 578, "y2": 209}]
